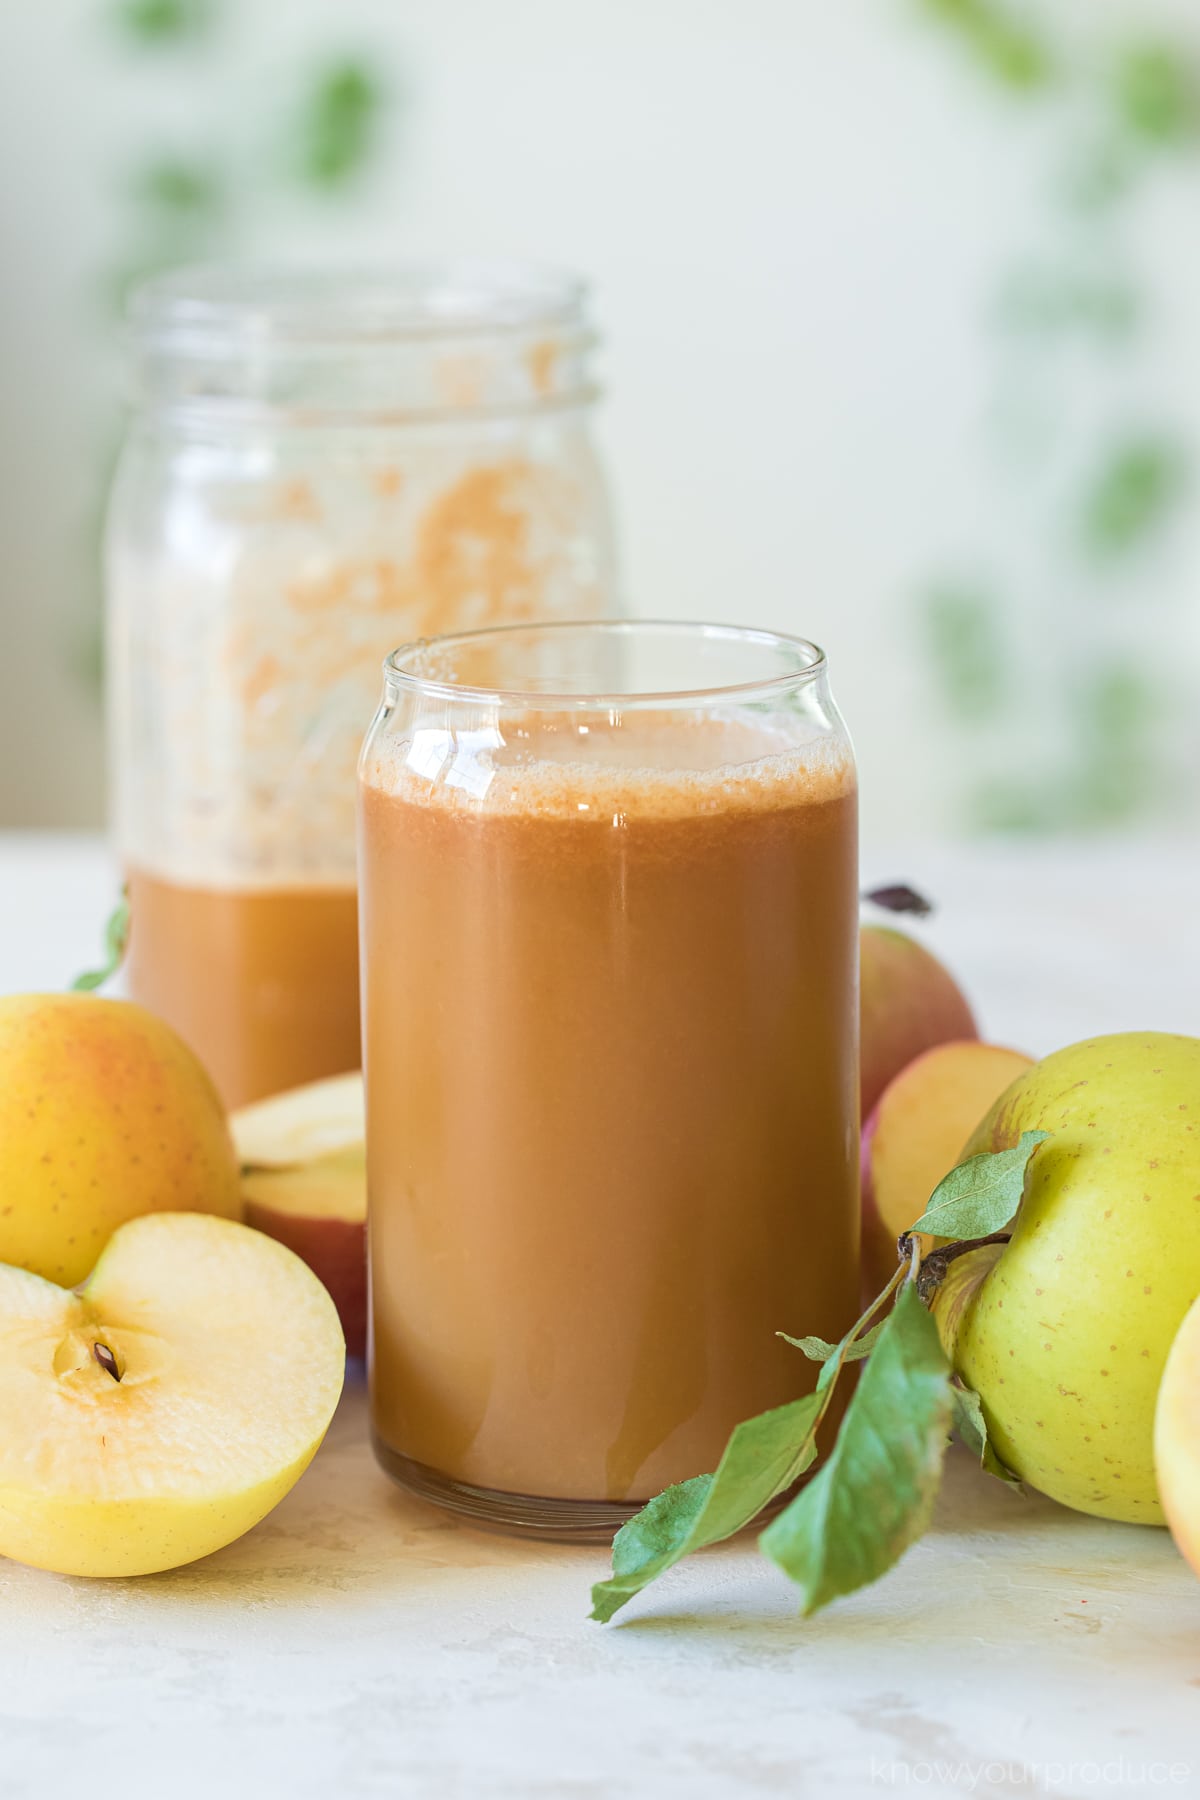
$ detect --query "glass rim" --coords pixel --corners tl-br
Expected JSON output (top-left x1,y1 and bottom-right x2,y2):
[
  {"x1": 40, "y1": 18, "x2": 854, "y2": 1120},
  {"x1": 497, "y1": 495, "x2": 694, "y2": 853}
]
[
  {"x1": 127, "y1": 257, "x2": 590, "y2": 351},
  {"x1": 382, "y1": 619, "x2": 828, "y2": 709}
]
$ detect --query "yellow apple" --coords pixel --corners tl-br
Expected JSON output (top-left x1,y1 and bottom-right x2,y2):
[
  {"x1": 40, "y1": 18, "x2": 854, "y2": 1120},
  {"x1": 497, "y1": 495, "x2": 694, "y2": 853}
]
[
  {"x1": 933, "y1": 1031, "x2": 1200, "y2": 1524},
  {"x1": 0, "y1": 1212, "x2": 345, "y2": 1577},
  {"x1": 231, "y1": 1075, "x2": 366, "y2": 1357},
  {"x1": 860, "y1": 1040, "x2": 1033, "y2": 1297},
  {"x1": 860, "y1": 926, "x2": 977, "y2": 1120},
  {"x1": 1155, "y1": 1294, "x2": 1200, "y2": 1577},
  {"x1": 0, "y1": 993, "x2": 240, "y2": 1286}
]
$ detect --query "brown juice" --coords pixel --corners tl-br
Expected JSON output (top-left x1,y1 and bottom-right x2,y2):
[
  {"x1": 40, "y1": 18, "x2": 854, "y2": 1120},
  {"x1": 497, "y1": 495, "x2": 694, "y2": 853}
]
[
  {"x1": 361, "y1": 720, "x2": 859, "y2": 1508},
  {"x1": 124, "y1": 870, "x2": 361, "y2": 1109}
]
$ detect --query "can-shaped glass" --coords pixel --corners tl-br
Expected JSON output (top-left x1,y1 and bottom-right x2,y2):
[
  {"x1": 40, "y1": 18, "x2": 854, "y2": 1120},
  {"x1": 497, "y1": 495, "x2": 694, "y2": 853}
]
[
  {"x1": 358, "y1": 620, "x2": 859, "y2": 1536},
  {"x1": 107, "y1": 262, "x2": 617, "y2": 1108}
]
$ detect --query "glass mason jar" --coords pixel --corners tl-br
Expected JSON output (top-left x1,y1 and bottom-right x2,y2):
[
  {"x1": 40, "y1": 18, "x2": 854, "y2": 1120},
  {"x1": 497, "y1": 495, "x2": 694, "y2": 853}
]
[
  {"x1": 359, "y1": 620, "x2": 860, "y2": 1537},
  {"x1": 106, "y1": 263, "x2": 618, "y2": 1109}
]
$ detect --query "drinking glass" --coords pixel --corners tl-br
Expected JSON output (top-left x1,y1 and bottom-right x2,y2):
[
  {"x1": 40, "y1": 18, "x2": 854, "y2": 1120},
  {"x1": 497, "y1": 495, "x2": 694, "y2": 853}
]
[{"x1": 359, "y1": 619, "x2": 859, "y2": 1536}]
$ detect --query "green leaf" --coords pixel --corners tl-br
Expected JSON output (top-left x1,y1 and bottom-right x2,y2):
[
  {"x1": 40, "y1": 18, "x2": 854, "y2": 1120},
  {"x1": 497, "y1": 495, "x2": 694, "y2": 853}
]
[
  {"x1": 950, "y1": 1383, "x2": 1022, "y2": 1485},
  {"x1": 589, "y1": 1261, "x2": 910, "y2": 1623},
  {"x1": 920, "y1": 0, "x2": 1053, "y2": 94},
  {"x1": 967, "y1": 777, "x2": 1060, "y2": 836},
  {"x1": 1115, "y1": 45, "x2": 1200, "y2": 147},
  {"x1": 994, "y1": 267, "x2": 1140, "y2": 341},
  {"x1": 71, "y1": 894, "x2": 131, "y2": 994},
  {"x1": 759, "y1": 1281, "x2": 955, "y2": 1615},
  {"x1": 113, "y1": 0, "x2": 214, "y2": 45},
  {"x1": 1081, "y1": 437, "x2": 1189, "y2": 557},
  {"x1": 909, "y1": 1130, "x2": 1049, "y2": 1240},
  {"x1": 780, "y1": 1321, "x2": 885, "y2": 1365},
  {"x1": 134, "y1": 157, "x2": 223, "y2": 220},
  {"x1": 921, "y1": 582, "x2": 1008, "y2": 723},
  {"x1": 295, "y1": 61, "x2": 383, "y2": 189},
  {"x1": 589, "y1": 1391, "x2": 821, "y2": 1623}
]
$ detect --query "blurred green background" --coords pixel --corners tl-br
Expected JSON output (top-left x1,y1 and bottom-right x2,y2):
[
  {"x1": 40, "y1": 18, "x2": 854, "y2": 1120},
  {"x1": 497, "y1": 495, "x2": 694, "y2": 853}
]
[{"x1": 0, "y1": 0, "x2": 1196, "y2": 843}]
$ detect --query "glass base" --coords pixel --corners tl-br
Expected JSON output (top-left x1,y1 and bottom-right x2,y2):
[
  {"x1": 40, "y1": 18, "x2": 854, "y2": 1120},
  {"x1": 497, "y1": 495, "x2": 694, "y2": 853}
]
[{"x1": 372, "y1": 1434, "x2": 643, "y2": 1542}]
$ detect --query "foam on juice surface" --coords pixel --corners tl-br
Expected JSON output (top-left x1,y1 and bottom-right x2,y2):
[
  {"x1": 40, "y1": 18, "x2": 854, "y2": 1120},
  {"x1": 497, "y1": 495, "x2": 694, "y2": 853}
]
[{"x1": 361, "y1": 708, "x2": 855, "y2": 822}]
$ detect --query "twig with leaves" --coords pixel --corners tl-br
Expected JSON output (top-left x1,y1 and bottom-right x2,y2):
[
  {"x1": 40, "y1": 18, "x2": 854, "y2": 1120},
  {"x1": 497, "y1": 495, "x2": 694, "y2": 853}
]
[{"x1": 590, "y1": 1131, "x2": 1048, "y2": 1623}]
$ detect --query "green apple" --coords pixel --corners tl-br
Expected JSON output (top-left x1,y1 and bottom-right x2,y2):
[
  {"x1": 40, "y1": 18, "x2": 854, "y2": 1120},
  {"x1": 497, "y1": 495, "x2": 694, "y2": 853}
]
[{"x1": 932, "y1": 1031, "x2": 1200, "y2": 1525}]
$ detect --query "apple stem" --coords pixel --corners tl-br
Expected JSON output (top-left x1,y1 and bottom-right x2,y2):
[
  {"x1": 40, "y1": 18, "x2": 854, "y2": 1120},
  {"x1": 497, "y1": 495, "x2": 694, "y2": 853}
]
[
  {"x1": 92, "y1": 1342, "x2": 122, "y2": 1382},
  {"x1": 861, "y1": 883, "x2": 934, "y2": 918},
  {"x1": 899, "y1": 1231, "x2": 1011, "y2": 1306}
]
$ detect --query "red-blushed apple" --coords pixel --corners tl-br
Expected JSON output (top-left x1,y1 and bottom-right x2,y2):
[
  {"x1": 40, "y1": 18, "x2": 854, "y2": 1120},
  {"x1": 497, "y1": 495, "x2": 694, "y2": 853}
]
[
  {"x1": 860, "y1": 1040, "x2": 1034, "y2": 1298},
  {"x1": 0, "y1": 993, "x2": 240, "y2": 1287},
  {"x1": 241, "y1": 1150, "x2": 366, "y2": 1358},
  {"x1": 231, "y1": 1075, "x2": 366, "y2": 1358},
  {"x1": 0, "y1": 1212, "x2": 344, "y2": 1577},
  {"x1": 1155, "y1": 1294, "x2": 1200, "y2": 1578},
  {"x1": 860, "y1": 925, "x2": 978, "y2": 1121}
]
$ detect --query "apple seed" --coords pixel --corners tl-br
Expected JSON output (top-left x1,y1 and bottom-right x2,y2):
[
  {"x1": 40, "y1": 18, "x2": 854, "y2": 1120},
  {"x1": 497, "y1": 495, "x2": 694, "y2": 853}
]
[{"x1": 92, "y1": 1342, "x2": 122, "y2": 1382}]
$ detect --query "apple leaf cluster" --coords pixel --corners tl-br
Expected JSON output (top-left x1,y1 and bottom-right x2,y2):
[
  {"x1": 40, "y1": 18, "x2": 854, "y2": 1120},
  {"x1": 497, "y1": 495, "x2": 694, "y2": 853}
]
[{"x1": 589, "y1": 1132, "x2": 1048, "y2": 1624}]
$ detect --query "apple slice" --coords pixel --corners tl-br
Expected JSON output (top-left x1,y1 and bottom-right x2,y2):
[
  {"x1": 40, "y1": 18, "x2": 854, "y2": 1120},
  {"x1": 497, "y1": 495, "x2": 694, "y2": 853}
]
[
  {"x1": 241, "y1": 1148, "x2": 366, "y2": 1358},
  {"x1": 231, "y1": 1074, "x2": 367, "y2": 1358},
  {"x1": 861, "y1": 1040, "x2": 1034, "y2": 1298},
  {"x1": 0, "y1": 1212, "x2": 344, "y2": 1577},
  {"x1": 1156, "y1": 1294, "x2": 1200, "y2": 1579},
  {"x1": 230, "y1": 1072, "x2": 364, "y2": 1169}
]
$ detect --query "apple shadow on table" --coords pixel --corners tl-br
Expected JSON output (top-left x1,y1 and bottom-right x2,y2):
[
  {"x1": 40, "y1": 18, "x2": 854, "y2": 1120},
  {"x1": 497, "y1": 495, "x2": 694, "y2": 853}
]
[
  {"x1": 90, "y1": 1370, "x2": 604, "y2": 1610},
  {"x1": 65, "y1": 1395, "x2": 1199, "y2": 1662}
]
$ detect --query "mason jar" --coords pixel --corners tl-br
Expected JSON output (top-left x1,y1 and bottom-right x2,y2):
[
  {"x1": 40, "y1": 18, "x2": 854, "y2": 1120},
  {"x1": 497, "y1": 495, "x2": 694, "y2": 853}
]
[{"x1": 106, "y1": 263, "x2": 618, "y2": 1108}]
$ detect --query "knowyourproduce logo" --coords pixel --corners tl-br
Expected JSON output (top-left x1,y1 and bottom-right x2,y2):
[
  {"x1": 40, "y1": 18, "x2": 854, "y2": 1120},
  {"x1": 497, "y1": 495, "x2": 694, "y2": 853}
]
[{"x1": 869, "y1": 1758, "x2": 1192, "y2": 1792}]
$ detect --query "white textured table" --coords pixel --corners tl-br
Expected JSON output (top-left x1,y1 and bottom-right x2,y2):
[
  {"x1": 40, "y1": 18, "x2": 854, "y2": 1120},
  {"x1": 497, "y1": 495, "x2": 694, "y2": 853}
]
[{"x1": 2, "y1": 833, "x2": 1200, "y2": 1800}]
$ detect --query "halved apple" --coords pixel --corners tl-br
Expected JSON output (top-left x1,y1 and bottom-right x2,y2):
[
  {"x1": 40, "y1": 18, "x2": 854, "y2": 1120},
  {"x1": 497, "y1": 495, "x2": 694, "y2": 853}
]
[
  {"x1": 241, "y1": 1149, "x2": 366, "y2": 1358},
  {"x1": 1156, "y1": 1293, "x2": 1200, "y2": 1579},
  {"x1": 0, "y1": 1212, "x2": 344, "y2": 1577},
  {"x1": 230, "y1": 1071, "x2": 364, "y2": 1168},
  {"x1": 860, "y1": 1040, "x2": 1034, "y2": 1297},
  {"x1": 231, "y1": 1075, "x2": 367, "y2": 1358}
]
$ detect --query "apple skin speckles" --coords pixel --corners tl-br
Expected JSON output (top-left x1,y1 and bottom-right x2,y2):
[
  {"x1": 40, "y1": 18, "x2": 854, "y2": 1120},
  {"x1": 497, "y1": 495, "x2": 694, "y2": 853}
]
[{"x1": 933, "y1": 1031, "x2": 1200, "y2": 1526}]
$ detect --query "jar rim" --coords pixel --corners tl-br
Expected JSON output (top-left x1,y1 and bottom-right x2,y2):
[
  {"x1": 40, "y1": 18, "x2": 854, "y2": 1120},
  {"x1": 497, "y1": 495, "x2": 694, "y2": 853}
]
[
  {"x1": 127, "y1": 258, "x2": 590, "y2": 351},
  {"x1": 383, "y1": 619, "x2": 828, "y2": 710}
]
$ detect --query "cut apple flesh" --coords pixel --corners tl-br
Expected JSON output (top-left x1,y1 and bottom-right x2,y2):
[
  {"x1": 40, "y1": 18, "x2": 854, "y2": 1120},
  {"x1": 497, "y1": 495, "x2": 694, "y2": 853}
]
[
  {"x1": 240, "y1": 1147, "x2": 367, "y2": 1359},
  {"x1": 1156, "y1": 1294, "x2": 1200, "y2": 1579},
  {"x1": 240, "y1": 1147, "x2": 365, "y2": 1220},
  {"x1": 230, "y1": 1072, "x2": 364, "y2": 1170},
  {"x1": 0, "y1": 1212, "x2": 344, "y2": 1578}
]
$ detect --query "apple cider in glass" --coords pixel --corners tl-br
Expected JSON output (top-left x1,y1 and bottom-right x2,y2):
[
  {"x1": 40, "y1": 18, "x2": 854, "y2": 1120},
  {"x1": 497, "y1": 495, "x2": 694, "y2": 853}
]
[{"x1": 359, "y1": 621, "x2": 860, "y2": 1536}]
